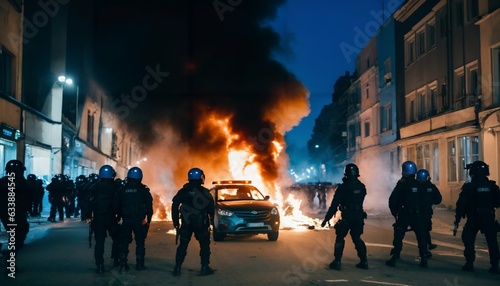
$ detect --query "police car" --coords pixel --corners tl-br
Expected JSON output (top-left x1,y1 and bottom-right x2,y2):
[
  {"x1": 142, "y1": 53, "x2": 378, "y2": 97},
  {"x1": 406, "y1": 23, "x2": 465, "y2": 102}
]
[{"x1": 210, "y1": 180, "x2": 280, "y2": 241}]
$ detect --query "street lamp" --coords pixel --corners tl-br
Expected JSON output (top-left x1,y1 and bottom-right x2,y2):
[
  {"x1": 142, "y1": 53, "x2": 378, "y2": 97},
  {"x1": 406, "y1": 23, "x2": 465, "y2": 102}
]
[
  {"x1": 136, "y1": 157, "x2": 148, "y2": 165},
  {"x1": 58, "y1": 75, "x2": 79, "y2": 128}
]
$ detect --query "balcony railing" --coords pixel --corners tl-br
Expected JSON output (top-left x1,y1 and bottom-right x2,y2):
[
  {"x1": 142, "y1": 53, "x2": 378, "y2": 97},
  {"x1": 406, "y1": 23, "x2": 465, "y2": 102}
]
[{"x1": 453, "y1": 93, "x2": 478, "y2": 110}]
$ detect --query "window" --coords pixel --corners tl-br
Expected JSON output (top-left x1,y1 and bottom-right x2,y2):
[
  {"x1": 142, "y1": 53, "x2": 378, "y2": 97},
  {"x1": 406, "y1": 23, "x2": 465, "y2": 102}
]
[
  {"x1": 0, "y1": 46, "x2": 14, "y2": 97},
  {"x1": 407, "y1": 146, "x2": 416, "y2": 163},
  {"x1": 417, "y1": 29, "x2": 426, "y2": 56},
  {"x1": 448, "y1": 139, "x2": 457, "y2": 182},
  {"x1": 418, "y1": 90, "x2": 426, "y2": 119},
  {"x1": 470, "y1": 69, "x2": 479, "y2": 95},
  {"x1": 366, "y1": 57, "x2": 370, "y2": 69},
  {"x1": 466, "y1": 61, "x2": 480, "y2": 96},
  {"x1": 432, "y1": 142, "x2": 439, "y2": 181},
  {"x1": 428, "y1": 20, "x2": 436, "y2": 48},
  {"x1": 348, "y1": 124, "x2": 356, "y2": 149},
  {"x1": 406, "y1": 37, "x2": 416, "y2": 65},
  {"x1": 384, "y1": 58, "x2": 392, "y2": 84},
  {"x1": 381, "y1": 104, "x2": 392, "y2": 132},
  {"x1": 466, "y1": 0, "x2": 479, "y2": 22},
  {"x1": 430, "y1": 86, "x2": 437, "y2": 115},
  {"x1": 454, "y1": 68, "x2": 465, "y2": 109},
  {"x1": 87, "y1": 111, "x2": 95, "y2": 145},
  {"x1": 406, "y1": 95, "x2": 416, "y2": 124},
  {"x1": 415, "y1": 141, "x2": 438, "y2": 180},
  {"x1": 448, "y1": 135, "x2": 479, "y2": 182},
  {"x1": 364, "y1": 121, "x2": 370, "y2": 137},
  {"x1": 365, "y1": 84, "x2": 369, "y2": 99}
]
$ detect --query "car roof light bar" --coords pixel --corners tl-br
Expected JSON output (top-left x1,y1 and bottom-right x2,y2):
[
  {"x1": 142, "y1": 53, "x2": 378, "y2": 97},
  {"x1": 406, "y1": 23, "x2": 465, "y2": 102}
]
[{"x1": 212, "y1": 180, "x2": 252, "y2": 185}]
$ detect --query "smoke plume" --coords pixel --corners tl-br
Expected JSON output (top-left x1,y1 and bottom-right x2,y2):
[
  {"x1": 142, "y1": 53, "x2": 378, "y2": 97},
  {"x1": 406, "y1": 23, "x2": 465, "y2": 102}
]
[{"x1": 91, "y1": 0, "x2": 310, "y2": 213}]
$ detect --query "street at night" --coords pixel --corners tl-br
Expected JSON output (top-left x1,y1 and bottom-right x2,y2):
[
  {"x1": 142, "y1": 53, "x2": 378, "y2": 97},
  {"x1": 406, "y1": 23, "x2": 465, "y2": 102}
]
[
  {"x1": 2, "y1": 0, "x2": 500, "y2": 285},
  {"x1": 1, "y1": 208, "x2": 498, "y2": 286}
]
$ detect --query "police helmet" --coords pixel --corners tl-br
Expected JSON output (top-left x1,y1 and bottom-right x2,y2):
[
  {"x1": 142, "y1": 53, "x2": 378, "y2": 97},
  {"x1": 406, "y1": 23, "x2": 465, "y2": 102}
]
[
  {"x1": 55, "y1": 174, "x2": 65, "y2": 181},
  {"x1": 188, "y1": 167, "x2": 205, "y2": 184},
  {"x1": 469, "y1": 160, "x2": 489, "y2": 177},
  {"x1": 416, "y1": 169, "x2": 430, "y2": 182},
  {"x1": 27, "y1": 174, "x2": 37, "y2": 181},
  {"x1": 127, "y1": 167, "x2": 143, "y2": 181},
  {"x1": 99, "y1": 165, "x2": 116, "y2": 179},
  {"x1": 344, "y1": 163, "x2": 360, "y2": 177},
  {"x1": 5, "y1": 160, "x2": 26, "y2": 173},
  {"x1": 401, "y1": 161, "x2": 417, "y2": 175},
  {"x1": 88, "y1": 173, "x2": 99, "y2": 182},
  {"x1": 76, "y1": 175, "x2": 87, "y2": 183}
]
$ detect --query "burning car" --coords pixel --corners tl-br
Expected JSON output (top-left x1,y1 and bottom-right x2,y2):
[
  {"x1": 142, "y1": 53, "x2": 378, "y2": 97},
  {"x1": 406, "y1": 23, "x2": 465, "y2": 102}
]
[{"x1": 209, "y1": 180, "x2": 280, "y2": 241}]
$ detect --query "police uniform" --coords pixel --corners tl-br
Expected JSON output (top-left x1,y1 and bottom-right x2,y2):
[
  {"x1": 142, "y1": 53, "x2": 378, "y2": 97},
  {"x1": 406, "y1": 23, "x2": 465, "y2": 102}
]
[
  {"x1": 322, "y1": 164, "x2": 368, "y2": 270},
  {"x1": 417, "y1": 170, "x2": 442, "y2": 254},
  {"x1": 172, "y1": 167, "x2": 215, "y2": 277},
  {"x1": 87, "y1": 165, "x2": 121, "y2": 274},
  {"x1": 46, "y1": 175, "x2": 67, "y2": 222},
  {"x1": 386, "y1": 161, "x2": 428, "y2": 268},
  {"x1": 455, "y1": 161, "x2": 500, "y2": 274},
  {"x1": 27, "y1": 175, "x2": 45, "y2": 217},
  {"x1": 113, "y1": 167, "x2": 153, "y2": 271},
  {"x1": 0, "y1": 160, "x2": 32, "y2": 274}
]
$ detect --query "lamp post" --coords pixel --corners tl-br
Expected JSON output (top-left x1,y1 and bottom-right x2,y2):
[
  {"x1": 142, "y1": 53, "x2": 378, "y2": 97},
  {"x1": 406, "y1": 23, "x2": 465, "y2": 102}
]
[
  {"x1": 58, "y1": 75, "x2": 79, "y2": 128},
  {"x1": 58, "y1": 75, "x2": 80, "y2": 177}
]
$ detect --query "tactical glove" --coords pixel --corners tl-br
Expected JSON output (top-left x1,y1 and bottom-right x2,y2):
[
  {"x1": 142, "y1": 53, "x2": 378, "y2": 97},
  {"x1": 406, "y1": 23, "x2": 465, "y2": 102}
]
[{"x1": 321, "y1": 219, "x2": 328, "y2": 228}]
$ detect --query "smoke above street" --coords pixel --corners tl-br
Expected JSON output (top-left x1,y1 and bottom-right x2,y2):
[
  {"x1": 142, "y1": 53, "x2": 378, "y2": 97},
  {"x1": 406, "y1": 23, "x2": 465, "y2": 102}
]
[{"x1": 91, "y1": 0, "x2": 310, "y2": 216}]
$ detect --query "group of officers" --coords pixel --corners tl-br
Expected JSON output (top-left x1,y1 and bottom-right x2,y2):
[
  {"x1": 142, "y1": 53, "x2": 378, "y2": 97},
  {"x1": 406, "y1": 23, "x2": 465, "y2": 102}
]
[
  {"x1": 0, "y1": 160, "x2": 214, "y2": 277},
  {"x1": 321, "y1": 160, "x2": 500, "y2": 274},
  {"x1": 0, "y1": 160, "x2": 155, "y2": 276},
  {"x1": 2, "y1": 159, "x2": 499, "y2": 277}
]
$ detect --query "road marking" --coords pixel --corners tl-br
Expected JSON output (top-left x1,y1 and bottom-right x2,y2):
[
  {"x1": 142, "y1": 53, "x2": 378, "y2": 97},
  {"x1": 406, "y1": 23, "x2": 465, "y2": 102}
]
[
  {"x1": 403, "y1": 240, "x2": 488, "y2": 253},
  {"x1": 325, "y1": 279, "x2": 349, "y2": 283},
  {"x1": 360, "y1": 280, "x2": 412, "y2": 286}
]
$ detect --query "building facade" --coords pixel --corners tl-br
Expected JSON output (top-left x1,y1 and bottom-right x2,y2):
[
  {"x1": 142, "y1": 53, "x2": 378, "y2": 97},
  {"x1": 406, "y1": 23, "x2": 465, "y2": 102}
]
[{"x1": 0, "y1": 0, "x2": 23, "y2": 172}]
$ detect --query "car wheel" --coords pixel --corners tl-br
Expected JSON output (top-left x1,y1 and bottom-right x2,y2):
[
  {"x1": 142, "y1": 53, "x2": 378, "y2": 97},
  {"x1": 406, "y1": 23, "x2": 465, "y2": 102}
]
[
  {"x1": 213, "y1": 228, "x2": 226, "y2": 242},
  {"x1": 267, "y1": 231, "x2": 279, "y2": 241}
]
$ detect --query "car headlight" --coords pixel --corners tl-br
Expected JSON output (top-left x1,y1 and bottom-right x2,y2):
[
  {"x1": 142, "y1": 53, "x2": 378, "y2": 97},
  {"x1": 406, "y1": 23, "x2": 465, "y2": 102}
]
[
  {"x1": 271, "y1": 207, "x2": 279, "y2": 215},
  {"x1": 218, "y1": 209, "x2": 234, "y2": 216}
]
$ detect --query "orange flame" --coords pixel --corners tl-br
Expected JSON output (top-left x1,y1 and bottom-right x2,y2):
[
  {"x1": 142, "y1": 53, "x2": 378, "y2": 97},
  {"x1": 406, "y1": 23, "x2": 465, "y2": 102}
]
[{"x1": 143, "y1": 82, "x2": 319, "y2": 230}]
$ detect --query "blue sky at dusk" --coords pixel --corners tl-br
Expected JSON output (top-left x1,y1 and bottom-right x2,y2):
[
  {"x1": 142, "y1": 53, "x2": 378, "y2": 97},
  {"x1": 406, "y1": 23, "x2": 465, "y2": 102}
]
[{"x1": 271, "y1": 0, "x2": 404, "y2": 149}]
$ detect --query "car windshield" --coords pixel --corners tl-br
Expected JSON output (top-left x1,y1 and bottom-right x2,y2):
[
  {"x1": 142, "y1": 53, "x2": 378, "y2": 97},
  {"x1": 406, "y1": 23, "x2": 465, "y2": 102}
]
[{"x1": 216, "y1": 186, "x2": 265, "y2": 201}]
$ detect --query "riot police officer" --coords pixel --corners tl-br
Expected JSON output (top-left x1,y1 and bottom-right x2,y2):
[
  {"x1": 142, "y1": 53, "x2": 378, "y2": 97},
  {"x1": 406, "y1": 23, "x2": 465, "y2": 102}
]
[
  {"x1": 113, "y1": 167, "x2": 153, "y2": 272},
  {"x1": 46, "y1": 174, "x2": 66, "y2": 222},
  {"x1": 321, "y1": 163, "x2": 368, "y2": 270},
  {"x1": 416, "y1": 169, "x2": 442, "y2": 257},
  {"x1": 455, "y1": 161, "x2": 500, "y2": 274},
  {"x1": 0, "y1": 160, "x2": 32, "y2": 275},
  {"x1": 74, "y1": 174, "x2": 88, "y2": 218},
  {"x1": 64, "y1": 175, "x2": 76, "y2": 218},
  {"x1": 87, "y1": 165, "x2": 121, "y2": 274},
  {"x1": 386, "y1": 161, "x2": 428, "y2": 268},
  {"x1": 172, "y1": 167, "x2": 215, "y2": 277},
  {"x1": 80, "y1": 173, "x2": 99, "y2": 221},
  {"x1": 27, "y1": 174, "x2": 44, "y2": 217}
]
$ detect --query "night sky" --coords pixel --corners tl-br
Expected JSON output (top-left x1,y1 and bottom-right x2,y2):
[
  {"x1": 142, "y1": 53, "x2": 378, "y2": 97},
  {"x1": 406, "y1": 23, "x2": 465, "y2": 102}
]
[{"x1": 90, "y1": 0, "x2": 402, "y2": 165}]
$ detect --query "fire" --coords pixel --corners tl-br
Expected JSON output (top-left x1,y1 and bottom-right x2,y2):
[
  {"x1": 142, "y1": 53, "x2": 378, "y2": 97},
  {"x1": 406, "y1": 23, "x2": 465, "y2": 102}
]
[{"x1": 142, "y1": 82, "x2": 314, "y2": 231}]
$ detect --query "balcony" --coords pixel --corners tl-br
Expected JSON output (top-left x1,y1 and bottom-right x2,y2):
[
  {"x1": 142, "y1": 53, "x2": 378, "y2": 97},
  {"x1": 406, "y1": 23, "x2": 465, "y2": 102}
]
[{"x1": 453, "y1": 93, "x2": 479, "y2": 111}]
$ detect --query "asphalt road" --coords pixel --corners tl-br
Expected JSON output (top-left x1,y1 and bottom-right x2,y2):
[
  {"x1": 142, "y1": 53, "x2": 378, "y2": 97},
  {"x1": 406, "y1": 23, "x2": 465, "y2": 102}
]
[{"x1": 1, "y1": 208, "x2": 499, "y2": 286}]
